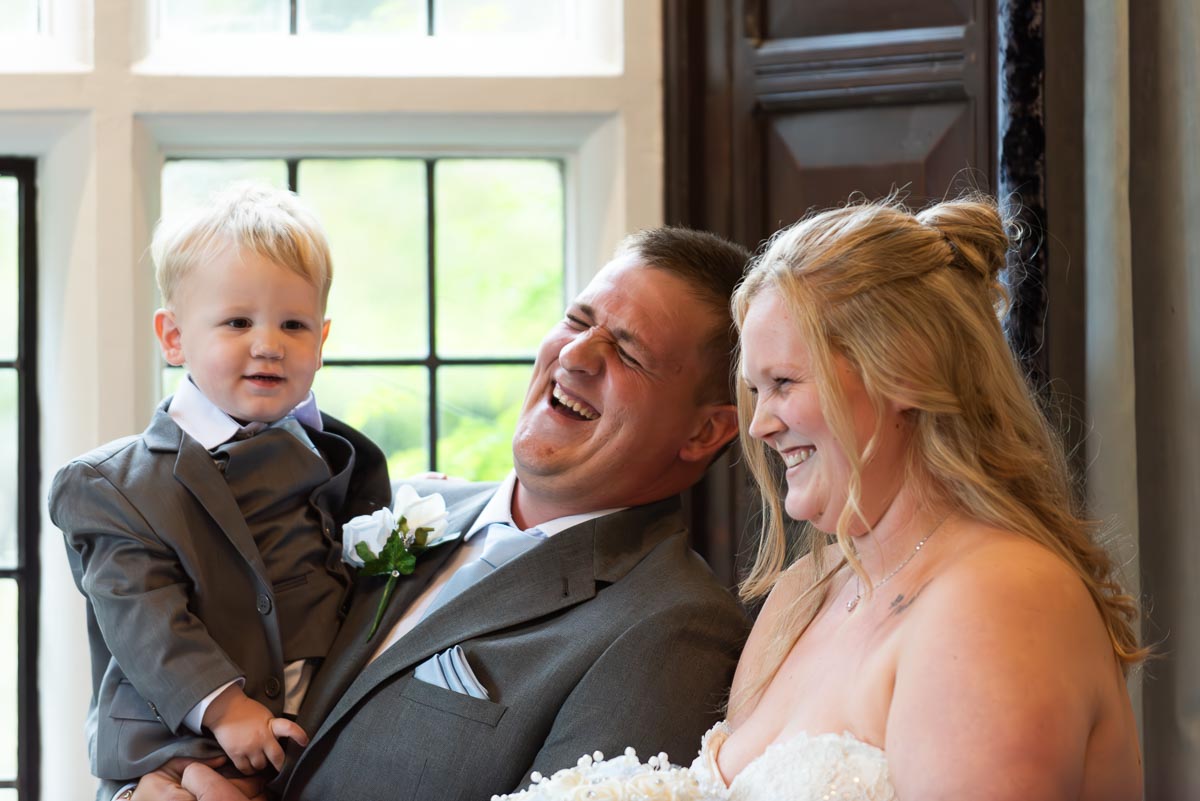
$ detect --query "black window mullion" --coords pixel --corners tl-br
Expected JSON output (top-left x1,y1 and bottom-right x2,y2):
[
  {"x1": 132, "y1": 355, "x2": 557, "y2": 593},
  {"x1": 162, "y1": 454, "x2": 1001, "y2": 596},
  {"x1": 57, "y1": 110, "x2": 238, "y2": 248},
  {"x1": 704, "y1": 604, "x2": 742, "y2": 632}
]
[
  {"x1": 427, "y1": 0, "x2": 436, "y2": 36},
  {"x1": 17, "y1": 155, "x2": 40, "y2": 801},
  {"x1": 322, "y1": 357, "x2": 534, "y2": 369},
  {"x1": 0, "y1": 156, "x2": 40, "y2": 801},
  {"x1": 425, "y1": 159, "x2": 438, "y2": 471},
  {"x1": 289, "y1": 0, "x2": 299, "y2": 35},
  {"x1": 286, "y1": 159, "x2": 299, "y2": 193}
]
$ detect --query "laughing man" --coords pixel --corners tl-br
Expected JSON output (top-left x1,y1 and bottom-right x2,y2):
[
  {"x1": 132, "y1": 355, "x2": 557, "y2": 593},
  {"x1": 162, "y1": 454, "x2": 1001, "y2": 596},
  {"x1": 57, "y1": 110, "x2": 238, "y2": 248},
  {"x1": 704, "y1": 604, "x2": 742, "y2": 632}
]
[{"x1": 137, "y1": 227, "x2": 753, "y2": 801}]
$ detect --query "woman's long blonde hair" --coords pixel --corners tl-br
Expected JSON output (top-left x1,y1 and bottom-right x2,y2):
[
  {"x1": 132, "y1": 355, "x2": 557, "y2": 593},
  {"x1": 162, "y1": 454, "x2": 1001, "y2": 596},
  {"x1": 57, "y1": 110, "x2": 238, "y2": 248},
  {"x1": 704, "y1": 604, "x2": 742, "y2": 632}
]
[{"x1": 730, "y1": 196, "x2": 1145, "y2": 714}]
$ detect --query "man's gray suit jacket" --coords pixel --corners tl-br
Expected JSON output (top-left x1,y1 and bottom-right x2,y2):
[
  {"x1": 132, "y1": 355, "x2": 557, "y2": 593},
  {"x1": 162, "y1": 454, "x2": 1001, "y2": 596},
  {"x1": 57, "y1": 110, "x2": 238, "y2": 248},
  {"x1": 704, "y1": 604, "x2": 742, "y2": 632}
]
[
  {"x1": 49, "y1": 401, "x2": 391, "y2": 784},
  {"x1": 277, "y1": 479, "x2": 749, "y2": 801}
]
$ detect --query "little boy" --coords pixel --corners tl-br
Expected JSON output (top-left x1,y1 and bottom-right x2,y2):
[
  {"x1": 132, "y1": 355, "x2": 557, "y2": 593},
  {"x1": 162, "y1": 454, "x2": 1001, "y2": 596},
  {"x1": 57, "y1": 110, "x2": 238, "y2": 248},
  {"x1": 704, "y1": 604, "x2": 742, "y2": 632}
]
[{"x1": 49, "y1": 184, "x2": 391, "y2": 791}]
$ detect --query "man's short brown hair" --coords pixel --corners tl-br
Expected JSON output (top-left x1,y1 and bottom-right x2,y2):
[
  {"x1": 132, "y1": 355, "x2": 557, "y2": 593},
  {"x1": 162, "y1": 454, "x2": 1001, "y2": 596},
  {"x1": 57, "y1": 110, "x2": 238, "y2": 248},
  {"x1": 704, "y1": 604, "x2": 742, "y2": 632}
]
[{"x1": 614, "y1": 227, "x2": 752, "y2": 404}]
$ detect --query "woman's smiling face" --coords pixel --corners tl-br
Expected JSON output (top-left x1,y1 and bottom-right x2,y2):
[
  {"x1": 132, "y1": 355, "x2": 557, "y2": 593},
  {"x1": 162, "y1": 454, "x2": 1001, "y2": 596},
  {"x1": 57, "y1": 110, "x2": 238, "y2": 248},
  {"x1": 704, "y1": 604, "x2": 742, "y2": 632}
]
[{"x1": 740, "y1": 289, "x2": 910, "y2": 533}]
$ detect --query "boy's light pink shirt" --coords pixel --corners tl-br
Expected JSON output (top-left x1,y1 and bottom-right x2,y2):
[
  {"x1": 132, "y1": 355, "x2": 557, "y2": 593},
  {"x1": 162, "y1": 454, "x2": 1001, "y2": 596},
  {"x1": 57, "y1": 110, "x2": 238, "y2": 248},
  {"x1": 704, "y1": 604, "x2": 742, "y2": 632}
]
[{"x1": 167, "y1": 373, "x2": 322, "y2": 448}]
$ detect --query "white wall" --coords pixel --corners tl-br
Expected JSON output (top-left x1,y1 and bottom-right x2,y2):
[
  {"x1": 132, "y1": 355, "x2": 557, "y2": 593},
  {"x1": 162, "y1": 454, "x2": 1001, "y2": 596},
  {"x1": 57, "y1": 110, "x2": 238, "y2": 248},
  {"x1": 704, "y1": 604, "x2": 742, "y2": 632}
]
[{"x1": 0, "y1": 2, "x2": 664, "y2": 797}]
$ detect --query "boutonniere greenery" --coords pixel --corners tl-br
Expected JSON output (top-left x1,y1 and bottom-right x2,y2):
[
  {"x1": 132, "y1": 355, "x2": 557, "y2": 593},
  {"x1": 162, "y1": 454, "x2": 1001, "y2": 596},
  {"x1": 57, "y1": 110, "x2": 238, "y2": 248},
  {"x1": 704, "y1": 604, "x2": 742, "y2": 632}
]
[{"x1": 342, "y1": 485, "x2": 459, "y2": 641}]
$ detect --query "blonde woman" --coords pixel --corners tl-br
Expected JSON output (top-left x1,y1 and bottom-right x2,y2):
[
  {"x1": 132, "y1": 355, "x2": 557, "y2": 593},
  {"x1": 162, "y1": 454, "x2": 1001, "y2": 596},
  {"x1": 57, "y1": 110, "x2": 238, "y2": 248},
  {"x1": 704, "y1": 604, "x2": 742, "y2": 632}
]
[{"x1": 693, "y1": 198, "x2": 1145, "y2": 800}]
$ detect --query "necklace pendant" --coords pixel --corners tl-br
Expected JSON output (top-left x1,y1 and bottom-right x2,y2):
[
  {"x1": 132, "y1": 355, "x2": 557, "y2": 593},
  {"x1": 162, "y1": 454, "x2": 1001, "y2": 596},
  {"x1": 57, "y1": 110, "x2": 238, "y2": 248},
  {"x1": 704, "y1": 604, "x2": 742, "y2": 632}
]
[{"x1": 846, "y1": 595, "x2": 860, "y2": 613}]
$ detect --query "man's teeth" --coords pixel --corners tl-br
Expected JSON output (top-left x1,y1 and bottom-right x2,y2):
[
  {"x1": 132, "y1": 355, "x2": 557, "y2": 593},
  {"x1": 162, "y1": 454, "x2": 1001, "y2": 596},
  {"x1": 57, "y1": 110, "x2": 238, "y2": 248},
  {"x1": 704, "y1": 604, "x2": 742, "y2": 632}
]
[
  {"x1": 552, "y1": 384, "x2": 599, "y2": 420},
  {"x1": 782, "y1": 447, "x2": 815, "y2": 468}
]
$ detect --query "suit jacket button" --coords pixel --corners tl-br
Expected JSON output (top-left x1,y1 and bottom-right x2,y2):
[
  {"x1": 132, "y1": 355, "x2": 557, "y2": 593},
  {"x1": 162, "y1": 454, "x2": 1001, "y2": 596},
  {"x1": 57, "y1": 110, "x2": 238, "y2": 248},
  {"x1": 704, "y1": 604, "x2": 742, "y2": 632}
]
[
  {"x1": 264, "y1": 677, "x2": 281, "y2": 698},
  {"x1": 256, "y1": 594, "x2": 272, "y2": 615}
]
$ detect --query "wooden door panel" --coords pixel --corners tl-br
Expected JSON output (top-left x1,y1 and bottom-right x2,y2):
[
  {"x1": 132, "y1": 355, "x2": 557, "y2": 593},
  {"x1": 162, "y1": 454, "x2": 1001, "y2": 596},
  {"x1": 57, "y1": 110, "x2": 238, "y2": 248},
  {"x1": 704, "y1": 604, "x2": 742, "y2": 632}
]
[
  {"x1": 766, "y1": 0, "x2": 973, "y2": 39},
  {"x1": 764, "y1": 101, "x2": 977, "y2": 228},
  {"x1": 664, "y1": 0, "x2": 996, "y2": 585}
]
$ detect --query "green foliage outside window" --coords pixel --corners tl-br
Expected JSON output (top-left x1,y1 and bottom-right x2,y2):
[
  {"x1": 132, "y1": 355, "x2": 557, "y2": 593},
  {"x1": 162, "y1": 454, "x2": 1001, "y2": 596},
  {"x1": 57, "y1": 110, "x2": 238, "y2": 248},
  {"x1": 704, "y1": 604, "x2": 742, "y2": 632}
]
[{"x1": 161, "y1": 157, "x2": 563, "y2": 484}]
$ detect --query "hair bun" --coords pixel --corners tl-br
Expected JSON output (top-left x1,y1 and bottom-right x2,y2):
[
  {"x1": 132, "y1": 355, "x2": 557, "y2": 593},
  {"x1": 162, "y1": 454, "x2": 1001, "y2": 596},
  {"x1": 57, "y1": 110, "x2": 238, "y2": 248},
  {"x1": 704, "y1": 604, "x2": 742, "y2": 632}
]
[{"x1": 915, "y1": 198, "x2": 1011, "y2": 286}]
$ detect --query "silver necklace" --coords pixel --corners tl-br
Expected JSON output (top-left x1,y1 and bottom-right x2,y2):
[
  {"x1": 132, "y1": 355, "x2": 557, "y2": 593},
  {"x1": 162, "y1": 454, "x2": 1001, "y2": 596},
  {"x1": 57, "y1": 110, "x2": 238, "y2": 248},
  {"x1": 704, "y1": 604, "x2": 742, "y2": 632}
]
[{"x1": 846, "y1": 516, "x2": 948, "y2": 613}]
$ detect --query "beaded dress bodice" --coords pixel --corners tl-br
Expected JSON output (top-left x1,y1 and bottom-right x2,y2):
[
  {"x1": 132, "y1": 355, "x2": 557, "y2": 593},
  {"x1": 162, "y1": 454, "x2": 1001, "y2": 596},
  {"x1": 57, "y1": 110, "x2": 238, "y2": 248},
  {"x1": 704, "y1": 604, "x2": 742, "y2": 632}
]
[{"x1": 689, "y1": 722, "x2": 897, "y2": 801}]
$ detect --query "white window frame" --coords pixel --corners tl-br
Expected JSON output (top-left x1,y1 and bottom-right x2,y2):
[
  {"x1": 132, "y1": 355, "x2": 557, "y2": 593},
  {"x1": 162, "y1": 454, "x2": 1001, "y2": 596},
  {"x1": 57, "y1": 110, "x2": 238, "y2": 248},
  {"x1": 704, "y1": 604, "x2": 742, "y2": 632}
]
[
  {"x1": 0, "y1": 0, "x2": 91, "y2": 72},
  {"x1": 0, "y1": 1, "x2": 663, "y2": 797},
  {"x1": 142, "y1": 0, "x2": 623, "y2": 77}
]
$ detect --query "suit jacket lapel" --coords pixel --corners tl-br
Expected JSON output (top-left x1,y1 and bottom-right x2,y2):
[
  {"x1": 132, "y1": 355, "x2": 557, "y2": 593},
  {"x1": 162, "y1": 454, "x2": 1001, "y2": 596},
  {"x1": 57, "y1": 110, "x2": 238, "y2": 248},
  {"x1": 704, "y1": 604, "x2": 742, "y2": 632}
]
[
  {"x1": 339, "y1": 521, "x2": 599, "y2": 705},
  {"x1": 295, "y1": 528, "x2": 463, "y2": 738},
  {"x1": 298, "y1": 484, "x2": 495, "y2": 743},
  {"x1": 143, "y1": 403, "x2": 274, "y2": 587},
  {"x1": 305, "y1": 426, "x2": 354, "y2": 512},
  {"x1": 310, "y1": 495, "x2": 686, "y2": 745}
]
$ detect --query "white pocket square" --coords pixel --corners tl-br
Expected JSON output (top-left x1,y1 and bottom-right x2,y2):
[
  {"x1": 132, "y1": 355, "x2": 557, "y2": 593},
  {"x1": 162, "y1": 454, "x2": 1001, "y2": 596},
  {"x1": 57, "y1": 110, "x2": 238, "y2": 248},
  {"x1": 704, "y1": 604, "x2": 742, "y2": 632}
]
[{"x1": 413, "y1": 645, "x2": 491, "y2": 700}]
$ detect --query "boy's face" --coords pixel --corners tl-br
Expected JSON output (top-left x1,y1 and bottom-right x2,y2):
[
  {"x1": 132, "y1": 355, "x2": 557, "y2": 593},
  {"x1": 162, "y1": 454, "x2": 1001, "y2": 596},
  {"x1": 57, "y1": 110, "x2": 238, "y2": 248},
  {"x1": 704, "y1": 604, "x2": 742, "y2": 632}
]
[{"x1": 154, "y1": 246, "x2": 330, "y2": 424}]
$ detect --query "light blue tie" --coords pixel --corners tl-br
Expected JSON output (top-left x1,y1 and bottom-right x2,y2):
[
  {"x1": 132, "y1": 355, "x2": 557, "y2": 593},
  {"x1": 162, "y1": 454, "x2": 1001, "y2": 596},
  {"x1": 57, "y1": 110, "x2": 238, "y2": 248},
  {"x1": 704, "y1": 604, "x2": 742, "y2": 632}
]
[
  {"x1": 420, "y1": 522, "x2": 545, "y2": 622},
  {"x1": 267, "y1": 414, "x2": 320, "y2": 454},
  {"x1": 224, "y1": 414, "x2": 318, "y2": 453}
]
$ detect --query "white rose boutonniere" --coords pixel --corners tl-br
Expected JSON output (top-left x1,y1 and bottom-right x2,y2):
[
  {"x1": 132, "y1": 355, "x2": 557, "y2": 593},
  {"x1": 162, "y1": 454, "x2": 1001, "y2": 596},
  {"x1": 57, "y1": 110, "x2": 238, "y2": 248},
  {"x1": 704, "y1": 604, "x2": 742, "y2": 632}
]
[{"x1": 342, "y1": 484, "x2": 459, "y2": 641}]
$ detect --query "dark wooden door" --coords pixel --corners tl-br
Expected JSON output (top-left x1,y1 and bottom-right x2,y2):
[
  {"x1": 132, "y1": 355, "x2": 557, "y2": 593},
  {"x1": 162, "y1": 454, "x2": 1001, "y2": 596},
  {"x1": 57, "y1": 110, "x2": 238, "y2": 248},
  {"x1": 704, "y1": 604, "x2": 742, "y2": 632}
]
[{"x1": 666, "y1": 0, "x2": 997, "y2": 584}]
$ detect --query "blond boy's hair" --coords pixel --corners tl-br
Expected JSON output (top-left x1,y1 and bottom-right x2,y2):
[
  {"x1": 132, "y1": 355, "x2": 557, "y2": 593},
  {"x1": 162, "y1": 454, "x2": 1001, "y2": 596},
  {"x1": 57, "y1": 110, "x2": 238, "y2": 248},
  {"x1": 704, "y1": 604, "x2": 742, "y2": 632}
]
[{"x1": 152, "y1": 183, "x2": 333, "y2": 311}]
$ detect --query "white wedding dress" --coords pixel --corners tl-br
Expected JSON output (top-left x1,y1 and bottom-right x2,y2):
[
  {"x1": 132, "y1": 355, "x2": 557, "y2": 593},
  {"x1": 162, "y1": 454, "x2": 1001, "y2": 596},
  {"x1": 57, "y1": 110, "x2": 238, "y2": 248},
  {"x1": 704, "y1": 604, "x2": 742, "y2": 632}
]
[
  {"x1": 689, "y1": 722, "x2": 897, "y2": 801},
  {"x1": 496, "y1": 721, "x2": 897, "y2": 800}
]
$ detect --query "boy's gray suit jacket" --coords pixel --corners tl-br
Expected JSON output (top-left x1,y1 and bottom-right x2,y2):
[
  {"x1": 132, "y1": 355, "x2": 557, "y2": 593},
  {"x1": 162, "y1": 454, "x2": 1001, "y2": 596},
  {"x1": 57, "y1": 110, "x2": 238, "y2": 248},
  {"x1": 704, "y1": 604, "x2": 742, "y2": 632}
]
[
  {"x1": 48, "y1": 400, "x2": 392, "y2": 787},
  {"x1": 277, "y1": 479, "x2": 749, "y2": 801}
]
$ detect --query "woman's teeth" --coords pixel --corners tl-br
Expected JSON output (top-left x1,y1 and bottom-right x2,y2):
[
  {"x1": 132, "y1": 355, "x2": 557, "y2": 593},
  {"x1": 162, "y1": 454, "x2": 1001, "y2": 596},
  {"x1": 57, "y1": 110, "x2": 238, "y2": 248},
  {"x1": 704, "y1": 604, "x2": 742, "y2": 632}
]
[{"x1": 782, "y1": 447, "x2": 815, "y2": 468}]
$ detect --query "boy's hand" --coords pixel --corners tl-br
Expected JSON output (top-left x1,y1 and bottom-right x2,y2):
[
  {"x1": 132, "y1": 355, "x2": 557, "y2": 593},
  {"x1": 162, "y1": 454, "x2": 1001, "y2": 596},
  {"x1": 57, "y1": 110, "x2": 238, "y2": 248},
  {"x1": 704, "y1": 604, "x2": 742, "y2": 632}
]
[{"x1": 202, "y1": 686, "x2": 309, "y2": 775}]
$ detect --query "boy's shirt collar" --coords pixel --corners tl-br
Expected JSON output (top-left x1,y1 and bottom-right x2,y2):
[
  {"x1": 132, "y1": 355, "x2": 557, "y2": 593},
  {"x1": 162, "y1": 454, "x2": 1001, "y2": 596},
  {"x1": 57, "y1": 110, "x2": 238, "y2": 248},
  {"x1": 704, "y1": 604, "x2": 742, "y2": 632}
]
[{"x1": 167, "y1": 374, "x2": 323, "y2": 450}]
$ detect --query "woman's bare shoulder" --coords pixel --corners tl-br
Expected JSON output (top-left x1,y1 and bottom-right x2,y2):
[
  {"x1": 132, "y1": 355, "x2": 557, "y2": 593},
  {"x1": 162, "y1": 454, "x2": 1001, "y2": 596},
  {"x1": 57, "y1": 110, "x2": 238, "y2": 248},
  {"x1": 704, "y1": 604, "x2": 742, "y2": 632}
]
[
  {"x1": 887, "y1": 524, "x2": 1125, "y2": 798},
  {"x1": 922, "y1": 524, "x2": 1097, "y2": 620}
]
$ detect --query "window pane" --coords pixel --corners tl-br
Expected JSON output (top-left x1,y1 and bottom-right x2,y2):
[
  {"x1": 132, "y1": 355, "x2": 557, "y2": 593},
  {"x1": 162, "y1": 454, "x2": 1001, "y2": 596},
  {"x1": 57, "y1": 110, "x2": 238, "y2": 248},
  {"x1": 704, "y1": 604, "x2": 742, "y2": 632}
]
[
  {"x1": 437, "y1": 365, "x2": 527, "y2": 481},
  {"x1": 160, "y1": 367, "x2": 186, "y2": 401},
  {"x1": 159, "y1": 0, "x2": 289, "y2": 36},
  {"x1": 0, "y1": 177, "x2": 16, "y2": 361},
  {"x1": 312, "y1": 366, "x2": 429, "y2": 478},
  {"x1": 300, "y1": 0, "x2": 426, "y2": 34},
  {"x1": 0, "y1": 789, "x2": 16, "y2": 801},
  {"x1": 298, "y1": 160, "x2": 428, "y2": 358},
  {"x1": 435, "y1": 160, "x2": 563, "y2": 357},
  {"x1": 0, "y1": 371, "x2": 14, "y2": 569},
  {"x1": 161, "y1": 160, "x2": 289, "y2": 220},
  {"x1": 434, "y1": 0, "x2": 567, "y2": 36},
  {"x1": 0, "y1": 0, "x2": 36, "y2": 35},
  {"x1": 0, "y1": 579, "x2": 16, "y2": 780}
]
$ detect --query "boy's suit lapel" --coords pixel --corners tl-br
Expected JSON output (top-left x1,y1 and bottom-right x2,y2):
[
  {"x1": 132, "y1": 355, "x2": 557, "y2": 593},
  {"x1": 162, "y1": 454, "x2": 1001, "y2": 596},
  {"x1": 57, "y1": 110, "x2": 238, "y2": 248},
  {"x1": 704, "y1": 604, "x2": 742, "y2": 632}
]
[
  {"x1": 305, "y1": 426, "x2": 355, "y2": 511},
  {"x1": 143, "y1": 405, "x2": 275, "y2": 587}
]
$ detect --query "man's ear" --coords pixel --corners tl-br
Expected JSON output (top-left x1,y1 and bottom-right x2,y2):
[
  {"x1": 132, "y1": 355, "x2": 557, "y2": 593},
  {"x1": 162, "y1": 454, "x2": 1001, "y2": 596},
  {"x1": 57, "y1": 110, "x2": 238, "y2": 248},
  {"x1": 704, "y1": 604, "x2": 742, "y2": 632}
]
[
  {"x1": 679, "y1": 403, "x2": 739, "y2": 463},
  {"x1": 153, "y1": 309, "x2": 185, "y2": 366}
]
